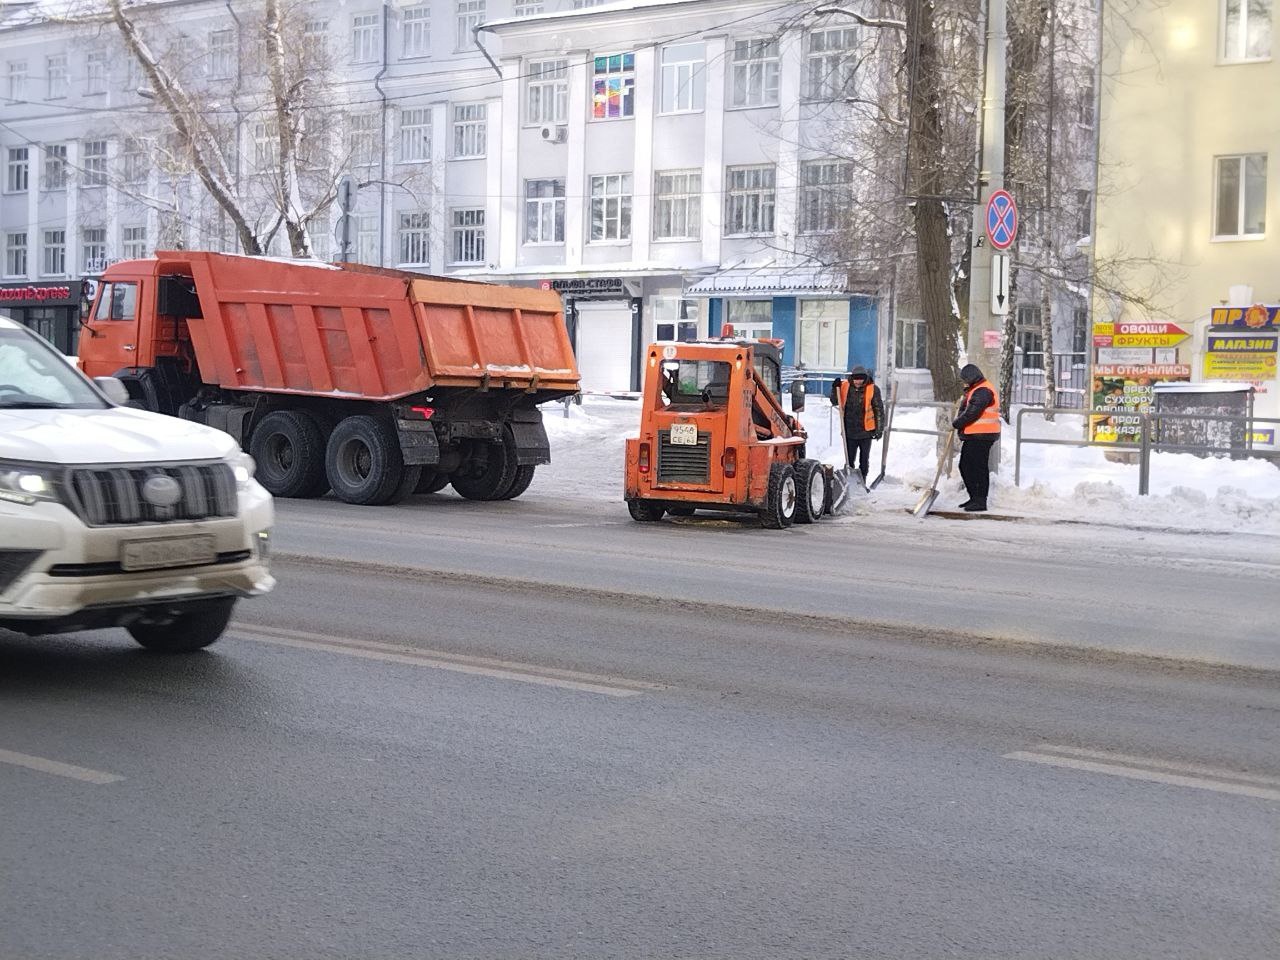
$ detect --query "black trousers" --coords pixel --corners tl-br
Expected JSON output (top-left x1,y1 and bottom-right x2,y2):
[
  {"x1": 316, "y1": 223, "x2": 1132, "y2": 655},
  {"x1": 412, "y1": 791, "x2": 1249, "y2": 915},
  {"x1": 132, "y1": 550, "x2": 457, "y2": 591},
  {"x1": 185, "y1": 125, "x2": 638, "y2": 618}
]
[
  {"x1": 845, "y1": 436, "x2": 873, "y2": 478},
  {"x1": 958, "y1": 435, "x2": 997, "y2": 503}
]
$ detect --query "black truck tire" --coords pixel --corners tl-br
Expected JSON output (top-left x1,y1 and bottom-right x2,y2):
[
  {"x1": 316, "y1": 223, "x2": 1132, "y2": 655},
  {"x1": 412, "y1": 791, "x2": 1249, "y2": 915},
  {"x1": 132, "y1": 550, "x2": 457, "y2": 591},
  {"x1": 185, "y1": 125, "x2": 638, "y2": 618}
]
[
  {"x1": 793, "y1": 459, "x2": 826, "y2": 524},
  {"x1": 760, "y1": 462, "x2": 797, "y2": 529},
  {"x1": 128, "y1": 598, "x2": 236, "y2": 653},
  {"x1": 414, "y1": 468, "x2": 452, "y2": 495},
  {"x1": 452, "y1": 432, "x2": 517, "y2": 501},
  {"x1": 325, "y1": 415, "x2": 410, "y2": 505},
  {"x1": 250, "y1": 410, "x2": 330, "y2": 499},
  {"x1": 498, "y1": 464, "x2": 536, "y2": 500},
  {"x1": 627, "y1": 499, "x2": 665, "y2": 522},
  {"x1": 668, "y1": 506, "x2": 695, "y2": 516}
]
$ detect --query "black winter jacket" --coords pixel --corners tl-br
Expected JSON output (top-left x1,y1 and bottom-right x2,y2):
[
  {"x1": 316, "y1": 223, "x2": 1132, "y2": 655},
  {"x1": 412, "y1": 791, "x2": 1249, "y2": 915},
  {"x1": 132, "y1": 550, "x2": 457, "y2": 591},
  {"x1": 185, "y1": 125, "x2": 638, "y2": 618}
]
[
  {"x1": 952, "y1": 386, "x2": 997, "y2": 437},
  {"x1": 829, "y1": 376, "x2": 885, "y2": 440}
]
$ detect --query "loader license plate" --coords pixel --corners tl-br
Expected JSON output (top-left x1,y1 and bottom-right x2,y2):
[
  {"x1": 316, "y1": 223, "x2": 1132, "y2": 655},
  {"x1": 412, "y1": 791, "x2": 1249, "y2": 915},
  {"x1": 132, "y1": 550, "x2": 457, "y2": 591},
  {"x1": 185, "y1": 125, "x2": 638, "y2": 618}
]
[
  {"x1": 669, "y1": 424, "x2": 698, "y2": 445},
  {"x1": 121, "y1": 535, "x2": 217, "y2": 572}
]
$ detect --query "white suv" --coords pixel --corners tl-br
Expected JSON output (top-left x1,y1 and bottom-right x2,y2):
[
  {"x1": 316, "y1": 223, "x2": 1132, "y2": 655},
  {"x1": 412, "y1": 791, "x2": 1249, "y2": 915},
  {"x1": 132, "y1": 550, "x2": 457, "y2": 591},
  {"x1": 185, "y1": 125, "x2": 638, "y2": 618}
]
[{"x1": 0, "y1": 316, "x2": 273, "y2": 651}]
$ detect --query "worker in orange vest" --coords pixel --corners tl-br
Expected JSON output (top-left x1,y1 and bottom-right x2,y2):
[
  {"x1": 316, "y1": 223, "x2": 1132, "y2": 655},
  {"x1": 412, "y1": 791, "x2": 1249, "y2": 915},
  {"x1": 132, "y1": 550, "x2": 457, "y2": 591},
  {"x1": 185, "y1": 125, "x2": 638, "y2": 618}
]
[
  {"x1": 829, "y1": 365, "x2": 885, "y2": 482},
  {"x1": 952, "y1": 363, "x2": 1001, "y2": 512}
]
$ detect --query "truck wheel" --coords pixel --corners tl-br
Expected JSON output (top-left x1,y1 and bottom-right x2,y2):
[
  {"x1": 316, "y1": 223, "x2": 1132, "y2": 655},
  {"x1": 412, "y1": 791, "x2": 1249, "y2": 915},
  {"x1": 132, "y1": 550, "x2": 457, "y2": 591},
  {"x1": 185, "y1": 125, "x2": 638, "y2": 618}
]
[
  {"x1": 668, "y1": 506, "x2": 695, "y2": 517},
  {"x1": 250, "y1": 410, "x2": 329, "y2": 499},
  {"x1": 386, "y1": 465, "x2": 422, "y2": 505},
  {"x1": 760, "y1": 462, "x2": 797, "y2": 529},
  {"x1": 793, "y1": 459, "x2": 826, "y2": 524},
  {"x1": 628, "y1": 499, "x2": 665, "y2": 522},
  {"x1": 452, "y1": 436, "x2": 517, "y2": 501},
  {"x1": 127, "y1": 598, "x2": 236, "y2": 653},
  {"x1": 325, "y1": 415, "x2": 409, "y2": 505},
  {"x1": 499, "y1": 464, "x2": 536, "y2": 500},
  {"x1": 414, "y1": 468, "x2": 452, "y2": 495}
]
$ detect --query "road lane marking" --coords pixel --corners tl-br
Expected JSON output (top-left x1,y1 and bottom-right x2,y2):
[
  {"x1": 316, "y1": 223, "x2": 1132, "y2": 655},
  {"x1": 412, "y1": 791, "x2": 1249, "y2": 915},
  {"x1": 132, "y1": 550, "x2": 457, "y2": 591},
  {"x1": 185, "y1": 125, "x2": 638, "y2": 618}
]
[
  {"x1": 1005, "y1": 744, "x2": 1280, "y2": 802},
  {"x1": 0, "y1": 748, "x2": 124, "y2": 785},
  {"x1": 231, "y1": 623, "x2": 659, "y2": 698}
]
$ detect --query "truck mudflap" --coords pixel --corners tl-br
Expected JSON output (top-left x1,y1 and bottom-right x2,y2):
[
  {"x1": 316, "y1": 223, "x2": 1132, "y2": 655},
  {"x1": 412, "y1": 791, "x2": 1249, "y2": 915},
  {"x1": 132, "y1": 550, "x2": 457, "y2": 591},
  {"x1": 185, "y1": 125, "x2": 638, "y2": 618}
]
[
  {"x1": 395, "y1": 419, "x2": 441, "y2": 466},
  {"x1": 509, "y1": 413, "x2": 551, "y2": 466}
]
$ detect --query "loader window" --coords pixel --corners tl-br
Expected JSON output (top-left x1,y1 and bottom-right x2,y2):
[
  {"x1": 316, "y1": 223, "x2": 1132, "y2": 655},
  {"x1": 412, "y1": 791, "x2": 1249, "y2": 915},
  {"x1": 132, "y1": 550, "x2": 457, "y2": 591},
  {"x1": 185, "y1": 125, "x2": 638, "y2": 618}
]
[
  {"x1": 753, "y1": 356, "x2": 781, "y2": 397},
  {"x1": 660, "y1": 359, "x2": 730, "y2": 407},
  {"x1": 94, "y1": 282, "x2": 138, "y2": 321}
]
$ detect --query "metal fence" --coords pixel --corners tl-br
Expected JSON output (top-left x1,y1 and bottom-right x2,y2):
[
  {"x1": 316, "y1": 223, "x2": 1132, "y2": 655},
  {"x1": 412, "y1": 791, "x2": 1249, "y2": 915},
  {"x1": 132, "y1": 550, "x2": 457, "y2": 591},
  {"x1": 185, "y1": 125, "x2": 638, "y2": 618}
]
[{"x1": 1010, "y1": 353, "x2": 1090, "y2": 408}]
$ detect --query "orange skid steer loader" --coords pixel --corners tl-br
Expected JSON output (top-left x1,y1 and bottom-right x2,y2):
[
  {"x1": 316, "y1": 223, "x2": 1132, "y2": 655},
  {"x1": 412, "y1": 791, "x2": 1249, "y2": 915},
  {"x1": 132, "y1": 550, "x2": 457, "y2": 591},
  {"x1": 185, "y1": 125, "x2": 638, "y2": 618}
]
[{"x1": 623, "y1": 334, "x2": 830, "y2": 529}]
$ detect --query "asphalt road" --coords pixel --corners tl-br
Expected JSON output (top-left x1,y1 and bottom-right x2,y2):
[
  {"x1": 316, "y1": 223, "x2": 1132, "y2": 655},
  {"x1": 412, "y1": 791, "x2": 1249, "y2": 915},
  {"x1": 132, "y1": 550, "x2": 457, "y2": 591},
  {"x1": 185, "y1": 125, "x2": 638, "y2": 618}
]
[{"x1": 2, "y1": 511, "x2": 1278, "y2": 959}]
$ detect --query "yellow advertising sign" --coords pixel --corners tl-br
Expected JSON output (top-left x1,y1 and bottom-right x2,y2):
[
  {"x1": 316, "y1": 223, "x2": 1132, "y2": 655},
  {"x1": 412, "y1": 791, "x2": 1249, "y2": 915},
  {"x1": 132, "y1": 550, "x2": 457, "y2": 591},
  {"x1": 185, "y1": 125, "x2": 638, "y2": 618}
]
[
  {"x1": 1203, "y1": 352, "x2": 1278, "y2": 380},
  {"x1": 1112, "y1": 333, "x2": 1188, "y2": 347}
]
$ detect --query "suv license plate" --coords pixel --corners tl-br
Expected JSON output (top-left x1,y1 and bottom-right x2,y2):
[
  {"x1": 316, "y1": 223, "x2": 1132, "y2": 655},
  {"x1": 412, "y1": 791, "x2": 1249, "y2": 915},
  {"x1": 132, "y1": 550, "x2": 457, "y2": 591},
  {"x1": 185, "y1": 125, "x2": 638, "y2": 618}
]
[
  {"x1": 121, "y1": 535, "x2": 218, "y2": 572},
  {"x1": 669, "y1": 424, "x2": 698, "y2": 445}
]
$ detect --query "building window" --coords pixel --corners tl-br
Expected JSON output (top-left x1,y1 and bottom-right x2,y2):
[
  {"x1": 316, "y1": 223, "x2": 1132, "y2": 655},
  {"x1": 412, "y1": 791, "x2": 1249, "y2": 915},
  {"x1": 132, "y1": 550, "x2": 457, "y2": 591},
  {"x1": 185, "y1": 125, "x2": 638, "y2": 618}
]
[
  {"x1": 6, "y1": 147, "x2": 29, "y2": 193},
  {"x1": 1016, "y1": 304, "x2": 1043, "y2": 359},
  {"x1": 307, "y1": 216, "x2": 331, "y2": 261},
  {"x1": 573, "y1": 0, "x2": 608, "y2": 6},
  {"x1": 1077, "y1": 74, "x2": 1095, "y2": 126},
  {"x1": 86, "y1": 51, "x2": 108, "y2": 95},
  {"x1": 800, "y1": 159, "x2": 853, "y2": 233},
  {"x1": 348, "y1": 113, "x2": 380, "y2": 167},
  {"x1": 121, "y1": 140, "x2": 148, "y2": 184},
  {"x1": 589, "y1": 174, "x2": 632, "y2": 241},
  {"x1": 122, "y1": 225, "x2": 148, "y2": 259},
  {"x1": 725, "y1": 164, "x2": 776, "y2": 235},
  {"x1": 659, "y1": 42, "x2": 705, "y2": 114},
  {"x1": 6, "y1": 61, "x2": 27, "y2": 103},
  {"x1": 450, "y1": 209, "x2": 485, "y2": 263},
  {"x1": 357, "y1": 215, "x2": 379, "y2": 263},
  {"x1": 82, "y1": 140, "x2": 108, "y2": 187},
  {"x1": 894, "y1": 318, "x2": 927, "y2": 369},
  {"x1": 398, "y1": 108, "x2": 431, "y2": 162},
  {"x1": 252, "y1": 123, "x2": 278, "y2": 171},
  {"x1": 303, "y1": 18, "x2": 330, "y2": 57},
  {"x1": 1222, "y1": 0, "x2": 1272, "y2": 61},
  {"x1": 457, "y1": 1, "x2": 485, "y2": 51},
  {"x1": 525, "y1": 179, "x2": 565, "y2": 244},
  {"x1": 1075, "y1": 189, "x2": 1092, "y2": 238},
  {"x1": 653, "y1": 170, "x2": 701, "y2": 240},
  {"x1": 806, "y1": 28, "x2": 858, "y2": 100},
  {"x1": 731, "y1": 39, "x2": 780, "y2": 108},
  {"x1": 1214, "y1": 154, "x2": 1267, "y2": 237},
  {"x1": 514, "y1": 1, "x2": 544, "y2": 13},
  {"x1": 42, "y1": 229, "x2": 66, "y2": 276},
  {"x1": 592, "y1": 52, "x2": 635, "y2": 120},
  {"x1": 82, "y1": 227, "x2": 108, "y2": 272},
  {"x1": 452, "y1": 104, "x2": 486, "y2": 158},
  {"x1": 526, "y1": 59, "x2": 568, "y2": 124},
  {"x1": 352, "y1": 14, "x2": 380, "y2": 63},
  {"x1": 43, "y1": 144, "x2": 67, "y2": 191},
  {"x1": 402, "y1": 6, "x2": 431, "y2": 59},
  {"x1": 208, "y1": 29, "x2": 235, "y2": 79},
  {"x1": 726, "y1": 300, "x2": 773, "y2": 339},
  {"x1": 46, "y1": 54, "x2": 68, "y2": 100},
  {"x1": 798, "y1": 299, "x2": 849, "y2": 370},
  {"x1": 653, "y1": 297, "x2": 700, "y2": 341},
  {"x1": 1071, "y1": 305, "x2": 1089, "y2": 354},
  {"x1": 398, "y1": 212, "x2": 430, "y2": 265},
  {"x1": 4, "y1": 233, "x2": 27, "y2": 277}
]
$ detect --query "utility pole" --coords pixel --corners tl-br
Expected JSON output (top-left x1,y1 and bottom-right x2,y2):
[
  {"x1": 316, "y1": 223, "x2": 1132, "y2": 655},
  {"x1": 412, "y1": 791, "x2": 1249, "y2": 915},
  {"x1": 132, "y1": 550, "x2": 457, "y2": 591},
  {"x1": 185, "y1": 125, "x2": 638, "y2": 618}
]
[{"x1": 967, "y1": 0, "x2": 1008, "y2": 372}]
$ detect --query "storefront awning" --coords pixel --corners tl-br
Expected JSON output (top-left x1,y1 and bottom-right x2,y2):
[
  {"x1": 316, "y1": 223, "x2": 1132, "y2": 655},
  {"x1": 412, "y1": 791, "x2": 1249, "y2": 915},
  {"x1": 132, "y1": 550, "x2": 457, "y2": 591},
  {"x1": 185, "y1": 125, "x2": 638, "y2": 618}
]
[{"x1": 683, "y1": 265, "x2": 847, "y2": 297}]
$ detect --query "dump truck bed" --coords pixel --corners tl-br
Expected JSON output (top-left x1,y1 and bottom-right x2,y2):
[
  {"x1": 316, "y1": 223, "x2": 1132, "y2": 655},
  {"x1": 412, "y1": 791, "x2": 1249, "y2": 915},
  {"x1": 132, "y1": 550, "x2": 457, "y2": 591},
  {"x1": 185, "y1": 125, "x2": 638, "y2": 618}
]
[{"x1": 170, "y1": 252, "x2": 577, "y2": 401}]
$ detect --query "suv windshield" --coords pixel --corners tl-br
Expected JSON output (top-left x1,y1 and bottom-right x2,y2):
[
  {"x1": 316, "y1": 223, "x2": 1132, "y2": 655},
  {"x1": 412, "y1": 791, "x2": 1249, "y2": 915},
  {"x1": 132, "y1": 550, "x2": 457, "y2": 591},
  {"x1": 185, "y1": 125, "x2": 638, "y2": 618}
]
[{"x1": 0, "y1": 326, "x2": 108, "y2": 409}]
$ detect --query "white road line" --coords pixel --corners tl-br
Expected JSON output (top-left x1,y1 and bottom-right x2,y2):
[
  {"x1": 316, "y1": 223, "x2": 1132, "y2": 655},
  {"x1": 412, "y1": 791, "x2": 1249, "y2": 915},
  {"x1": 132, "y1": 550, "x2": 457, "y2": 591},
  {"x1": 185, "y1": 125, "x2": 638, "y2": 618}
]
[
  {"x1": 1030, "y1": 743, "x2": 1280, "y2": 789},
  {"x1": 231, "y1": 623, "x2": 659, "y2": 699},
  {"x1": 0, "y1": 748, "x2": 124, "y2": 785},
  {"x1": 1005, "y1": 749, "x2": 1280, "y2": 802}
]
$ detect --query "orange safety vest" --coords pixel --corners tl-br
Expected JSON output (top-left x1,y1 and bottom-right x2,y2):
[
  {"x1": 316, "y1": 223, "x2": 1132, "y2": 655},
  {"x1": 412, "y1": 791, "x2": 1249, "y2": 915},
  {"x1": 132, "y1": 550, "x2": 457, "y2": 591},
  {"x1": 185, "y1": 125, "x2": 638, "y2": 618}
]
[
  {"x1": 837, "y1": 379, "x2": 878, "y2": 432},
  {"x1": 960, "y1": 379, "x2": 1001, "y2": 435}
]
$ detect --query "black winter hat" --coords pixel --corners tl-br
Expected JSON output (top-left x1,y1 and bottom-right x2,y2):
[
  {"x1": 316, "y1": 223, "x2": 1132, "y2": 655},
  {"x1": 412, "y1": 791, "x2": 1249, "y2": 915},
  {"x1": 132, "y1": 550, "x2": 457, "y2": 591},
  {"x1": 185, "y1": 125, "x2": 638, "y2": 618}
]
[
  {"x1": 960, "y1": 363, "x2": 984, "y2": 385},
  {"x1": 851, "y1": 365, "x2": 871, "y2": 380}
]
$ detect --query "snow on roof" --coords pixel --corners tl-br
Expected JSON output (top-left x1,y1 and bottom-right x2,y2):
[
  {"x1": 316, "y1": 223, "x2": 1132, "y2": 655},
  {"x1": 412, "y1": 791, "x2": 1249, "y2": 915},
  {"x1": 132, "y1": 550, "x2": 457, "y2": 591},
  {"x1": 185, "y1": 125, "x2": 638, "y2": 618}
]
[
  {"x1": 481, "y1": 0, "x2": 714, "y2": 32},
  {"x1": 684, "y1": 265, "x2": 848, "y2": 297}
]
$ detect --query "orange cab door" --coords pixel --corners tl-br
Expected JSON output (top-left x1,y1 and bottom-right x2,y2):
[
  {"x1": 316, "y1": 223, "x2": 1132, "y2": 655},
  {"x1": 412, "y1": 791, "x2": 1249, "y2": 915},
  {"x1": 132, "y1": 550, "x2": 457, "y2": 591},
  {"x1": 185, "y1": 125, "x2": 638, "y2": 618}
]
[{"x1": 79, "y1": 279, "x2": 144, "y2": 378}]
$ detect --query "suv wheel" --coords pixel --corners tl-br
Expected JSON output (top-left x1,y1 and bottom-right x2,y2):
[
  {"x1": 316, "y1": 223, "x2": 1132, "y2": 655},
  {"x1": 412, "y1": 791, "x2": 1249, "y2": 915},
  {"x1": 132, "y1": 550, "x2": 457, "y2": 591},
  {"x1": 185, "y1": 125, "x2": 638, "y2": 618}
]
[{"x1": 127, "y1": 598, "x2": 236, "y2": 653}]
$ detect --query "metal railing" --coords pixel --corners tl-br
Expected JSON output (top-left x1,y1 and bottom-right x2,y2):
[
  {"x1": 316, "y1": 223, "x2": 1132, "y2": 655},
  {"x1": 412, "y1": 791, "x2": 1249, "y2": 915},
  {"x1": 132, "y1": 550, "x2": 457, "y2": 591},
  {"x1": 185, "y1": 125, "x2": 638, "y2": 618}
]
[
  {"x1": 1011, "y1": 353, "x2": 1090, "y2": 408},
  {"x1": 1014, "y1": 406, "x2": 1280, "y2": 494}
]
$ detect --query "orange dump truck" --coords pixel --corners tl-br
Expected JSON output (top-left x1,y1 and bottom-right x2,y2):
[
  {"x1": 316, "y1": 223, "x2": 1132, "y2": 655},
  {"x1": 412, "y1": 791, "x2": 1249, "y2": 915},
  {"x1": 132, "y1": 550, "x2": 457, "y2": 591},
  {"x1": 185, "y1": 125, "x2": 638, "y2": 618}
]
[{"x1": 77, "y1": 252, "x2": 579, "y2": 505}]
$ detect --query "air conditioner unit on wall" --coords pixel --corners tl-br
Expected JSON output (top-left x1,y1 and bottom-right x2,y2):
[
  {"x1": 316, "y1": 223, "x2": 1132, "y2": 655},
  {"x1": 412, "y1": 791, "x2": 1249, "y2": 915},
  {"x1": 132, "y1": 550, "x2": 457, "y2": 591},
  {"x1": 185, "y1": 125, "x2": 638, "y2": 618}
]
[{"x1": 539, "y1": 124, "x2": 568, "y2": 144}]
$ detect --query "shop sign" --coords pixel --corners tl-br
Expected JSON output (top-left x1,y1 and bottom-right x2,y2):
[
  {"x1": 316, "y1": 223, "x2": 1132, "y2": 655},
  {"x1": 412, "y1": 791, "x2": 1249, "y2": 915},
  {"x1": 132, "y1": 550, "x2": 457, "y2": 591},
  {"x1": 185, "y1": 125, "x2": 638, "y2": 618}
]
[
  {"x1": 0, "y1": 282, "x2": 77, "y2": 306},
  {"x1": 1210, "y1": 303, "x2": 1278, "y2": 330},
  {"x1": 1251, "y1": 429, "x2": 1276, "y2": 445},
  {"x1": 1097, "y1": 347, "x2": 1154, "y2": 365},
  {"x1": 1089, "y1": 364, "x2": 1191, "y2": 443},
  {"x1": 1092, "y1": 322, "x2": 1114, "y2": 347},
  {"x1": 1111, "y1": 321, "x2": 1189, "y2": 348},
  {"x1": 1203, "y1": 334, "x2": 1279, "y2": 381},
  {"x1": 539, "y1": 277, "x2": 626, "y2": 297}
]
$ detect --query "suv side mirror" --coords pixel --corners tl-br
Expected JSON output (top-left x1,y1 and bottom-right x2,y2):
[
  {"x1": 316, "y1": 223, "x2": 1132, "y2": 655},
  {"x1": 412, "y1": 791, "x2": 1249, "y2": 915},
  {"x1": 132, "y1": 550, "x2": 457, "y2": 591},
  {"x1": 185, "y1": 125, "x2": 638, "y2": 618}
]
[{"x1": 94, "y1": 376, "x2": 131, "y2": 406}]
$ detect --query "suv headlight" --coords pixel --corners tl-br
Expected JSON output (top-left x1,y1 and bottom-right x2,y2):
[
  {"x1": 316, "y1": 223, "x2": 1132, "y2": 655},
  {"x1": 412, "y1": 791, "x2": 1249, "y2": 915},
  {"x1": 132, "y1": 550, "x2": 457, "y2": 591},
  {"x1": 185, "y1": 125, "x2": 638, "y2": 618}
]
[
  {"x1": 228, "y1": 451, "x2": 256, "y2": 491},
  {"x1": 0, "y1": 462, "x2": 60, "y2": 506}
]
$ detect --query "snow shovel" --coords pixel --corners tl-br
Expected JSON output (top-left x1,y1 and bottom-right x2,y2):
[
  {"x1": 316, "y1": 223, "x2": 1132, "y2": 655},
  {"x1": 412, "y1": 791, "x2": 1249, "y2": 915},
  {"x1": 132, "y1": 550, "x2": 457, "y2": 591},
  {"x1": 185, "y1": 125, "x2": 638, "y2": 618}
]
[
  {"x1": 828, "y1": 407, "x2": 858, "y2": 513},
  {"x1": 911, "y1": 427, "x2": 956, "y2": 518},
  {"x1": 868, "y1": 381, "x2": 898, "y2": 491}
]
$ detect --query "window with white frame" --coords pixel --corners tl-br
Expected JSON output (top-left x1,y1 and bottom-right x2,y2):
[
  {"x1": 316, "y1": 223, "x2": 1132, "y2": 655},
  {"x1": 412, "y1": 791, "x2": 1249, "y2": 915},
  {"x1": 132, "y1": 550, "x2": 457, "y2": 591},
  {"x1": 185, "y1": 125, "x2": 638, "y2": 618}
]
[
  {"x1": 659, "y1": 42, "x2": 705, "y2": 113},
  {"x1": 457, "y1": 1, "x2": 485, "y2": 51},
  {"x1": 514, "y1": 0, "x2": 544, "y2": 13},
  {"x1": 6, "y1": 147, "x2": 29, "y2": 192},
  {"x1": 591, "y1": 52, "x2": 635, "y2": 119},
  {"x1": 303, "y1": 18, "x2": 330, "y2": 56},
  {"x1": 352, "y1": 13, "x2": 380, "y2": 63},
  {"x1": 46, "y1": 54, "x2": 68, "y2": 99},
  {"x1": 1071, "y1": 305, "x2": 1089, "y2": 354},
  {"x1": 800, "y1": 159, "x2": 853, "y2": 233},
  {"x1": 253, "y1": 123, "x2": 278, "y2": 170},
  {"x1": 398, "y1": 108, "x2": 431, "y2": 162},
  {"x1": 450, "y1": 209, "x2": 485, "y2": 263},
  {"x1": 348, "y1": 113, "x2": 379, "y2": 167},
  {"x1": 797, "y1": 299, "x2": 849, "y2": 369},
  {"x1": 894, "y1": 318, "x2": 927, "y2": 368},
  {"x1": 653, "y1": 170, "x2": 701, "y2": 240},
  {"x1": 526, "y1": 59, "x2": 568, "y2": 124},
  {"x1": 6, "y1": 61, "x2": 26, "y2": 103},
  {"x1": 452, "y1": 104, "x2": 486, "y2": 158},
  {"x1": 43, "y1": 144, "x2": 67, "y2": 191},
  {"x1": 401, "y1": 6, "x2": 431, "y2": 59},
  {"x1": 82, "y1": 227, "x2": 107, "y2": 272},
  {"x1": 121, "y1": 140, "x2": 148, "y2": 183},
  {"x1": 1016, "y1": 305, "x2": 1043, "y2": 358},
  {"x1": 1075, "y1": 188, "x2": 1092, "y2": 238},
  {"x1": 125, "y1": 55, "x2": 143, "y2": 93},
  {"x1": 725, "y1": 164, "x2": 776, "y2": 235},
  {"x1": 207, "y1": 29, "x2": 235, "y2": 78},
  {"x1": 357, "y1": 215, "x2": 379, "y2": 263},
  {"x1": 86, "y1": 51, "x2": 108, "y2": 94},
  {"x1": 525, "y1": 179, "x2": 565, "y2": 243},
  {"x1": 805, "y1": 28, "x2": 858, "y2": 101},
  {"x1": 307, "y1": 216, "x2": 331, "y2": 261},
  {"x1": 730, "y1": 39, "x2": 780, "y2": 108},
  {"x1": 589, "y1": 174, "x2": 632, "y2": 241},
  {"x1": 4, "y1": 232, "x2": 27, "y2": 277},
  {"x1": 398, "y1": 212, "x2": 430, "y2": 264},
  {"x1": 573, "y1": 0, "x2": 608, "y2": 6},
  {"x1": 1214, "y1": 154, "x2": 1267, "y2": 237},
  {"x1": 122, "y1": 225, "x2": 148, "y2": 259},
  {"x1": 726, "y1": 300, "x2": 773, "y2": 339},
  {"x1": 82, "y1": 140, "x2": 108, "y2": 187},
  {"x1": 652, "y1": 297, "x2": 700, "y2": 341},
  {"x1": 42, "y1": 229, "x2": 66, "y2": 276},
  {"x1": 1222, "y1": 0, "x2": 1272, "y2": 61}
]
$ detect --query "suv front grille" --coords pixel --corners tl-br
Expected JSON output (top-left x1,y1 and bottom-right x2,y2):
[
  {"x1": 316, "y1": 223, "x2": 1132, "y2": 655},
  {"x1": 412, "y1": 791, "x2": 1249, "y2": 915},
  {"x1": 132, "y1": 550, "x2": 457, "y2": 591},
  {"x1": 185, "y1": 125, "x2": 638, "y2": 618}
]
[
  {"x1": 657, "y1": 430, "x2": 711, "y2": 485},
  {"x1": 62, "y1": 463, "x2": 237, "y2": 527}
]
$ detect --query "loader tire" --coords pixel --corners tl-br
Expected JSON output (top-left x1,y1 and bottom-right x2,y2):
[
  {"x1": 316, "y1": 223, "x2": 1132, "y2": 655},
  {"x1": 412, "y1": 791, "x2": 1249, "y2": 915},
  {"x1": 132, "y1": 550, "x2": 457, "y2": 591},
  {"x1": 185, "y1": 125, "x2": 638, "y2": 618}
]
[
  {"x1": 414, "y1": 468, "x2": 452, "y2": 495},
  {"x1": 325, "y1": 415, "x2": 409, "y2": 506},
  {"x1": 793, "y1": 459, "x2": 826, "y2": 524},
  {"x1": 667, "y1": 506, "x2": 695, "y2": 517},
  {"x1": 760, "y1": 462, "x2": 797, "y2": 529},
  {"x1": 627, "y1": 499, "x2": 665, "y2": 522},
  {"x1": 250, "y1": 410, "x2": 329, "y2": 499},
  {"x1": 452, "y1": 433, "x2": 517, "y2": 501},
  {"x1": 498, "y1": 464, "x2": 536, "y2": 500}
]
